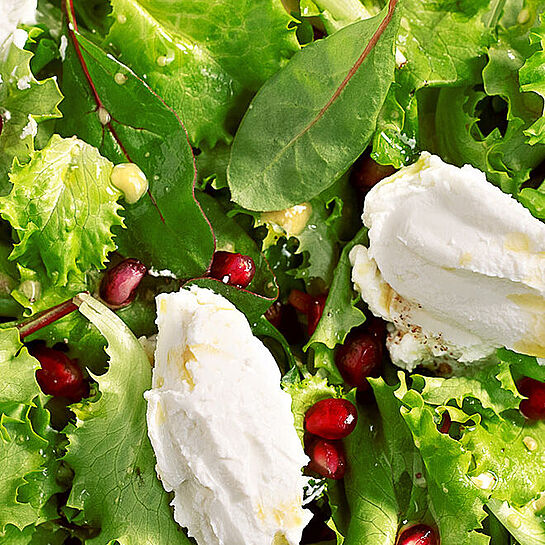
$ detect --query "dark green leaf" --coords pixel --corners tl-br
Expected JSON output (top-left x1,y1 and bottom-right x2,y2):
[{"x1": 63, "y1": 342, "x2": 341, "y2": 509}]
[
  {"x1": 59, "y1": 20, "x2": 214, "y2": 279},
  {"x1": 106, "y1": 0, "x2": 299, "y2": 147},
  {"x1": 227, "y1": 3, "x2": 400, "y2": 211}
]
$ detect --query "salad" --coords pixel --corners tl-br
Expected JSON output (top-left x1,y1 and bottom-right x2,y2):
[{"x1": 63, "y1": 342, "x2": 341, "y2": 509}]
[{"x1": 1, "y1": 0, "x2": 545, "y2": 544}]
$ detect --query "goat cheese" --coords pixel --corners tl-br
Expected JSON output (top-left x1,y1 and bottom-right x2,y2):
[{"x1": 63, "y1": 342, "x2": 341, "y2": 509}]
[
  {"x1": 350, "y1": 153, "x2": 545, "y2": 370},
  {"x1": 145, "y1": 286, "x2": 311, "y2": 545},
  {"x1": 0, "y1": 0, "x2": 36, "y2": 47}
]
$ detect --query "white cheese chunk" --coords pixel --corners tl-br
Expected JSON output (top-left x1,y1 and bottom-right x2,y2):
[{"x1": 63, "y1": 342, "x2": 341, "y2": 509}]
[
  {"x1": 145, "y1": 286, "x2": 311, "y2": 545},
  {"x1": 0, "y1": 0, "x2": 36, "y2": 47},
  {"x1": 350, "y1": 152, "x2": 545, "y2": 370}
]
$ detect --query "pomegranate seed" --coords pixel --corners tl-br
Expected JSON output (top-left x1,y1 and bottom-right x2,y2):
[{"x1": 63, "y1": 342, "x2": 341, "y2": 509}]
[
  {"x1": 288, "y1": 290, "x2": 327, "y2": 336},
  {"x1": 396, "y1": 524, "x2": 439, "y2": 545},
  {"x1": 306, "y1": 438, "x2": 346, "y2": 480},
  {"x1": 264, "y1": 301, "x2": 282, "y2": 329},
  {"x1": 335, "y1": 330, "x2": 382, "y2": 390},
  {"x1": 31, "y1": 346, "x2": 88, "y2": 401},
  {"x1": 305, "y1": 398, "x2": 358, "y2": 440},
  {"x1": 100, "y1": 258, "x2": 147, "y2": 308},
  {"x1": 288, "y1": 289, "x2": 313, "y2": 314},
  {"x1": 518, "y1": 378, "x2": 545, "y2": 420},
  {"x1": 209, "y1": 251, "x2": 255, "y2": 288},
  {"x1": 351, "y1": 154, "x2": 396, "y2": 192},
  {"x1": 307, "y1": 294, "x2": 327, "y2": 336},
  {"x1": 438, "y1": 412, "x2": 451, "y2": 434}
]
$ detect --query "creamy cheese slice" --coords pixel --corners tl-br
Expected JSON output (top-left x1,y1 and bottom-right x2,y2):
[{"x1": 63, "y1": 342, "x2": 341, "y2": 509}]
[
  {"x1": 145, "y1": 286, "x2": 311, "y2": 545},
  {"x1": 350, "y1": 152, "x2": 545, "y2": 370}
]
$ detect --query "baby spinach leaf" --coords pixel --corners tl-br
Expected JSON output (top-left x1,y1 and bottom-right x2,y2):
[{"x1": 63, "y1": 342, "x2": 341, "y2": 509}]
[
  {"x1": 59, "y1": 5, "x2": 214, "y2": 279},
  {"x1": 106, "y1": 0, "x2": 299, "y2": 147},
  {"x1": 65, "y1": 294, "x2": 190, "y2": 545},
  {"x1": 227, "y1": 1, "x2": 400, "y2": 211}
]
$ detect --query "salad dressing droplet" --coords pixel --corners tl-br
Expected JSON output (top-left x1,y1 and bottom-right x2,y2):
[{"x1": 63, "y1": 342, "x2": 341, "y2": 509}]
[{"x1": 110, "y1": 163, "x2": 149, "y2": 204}]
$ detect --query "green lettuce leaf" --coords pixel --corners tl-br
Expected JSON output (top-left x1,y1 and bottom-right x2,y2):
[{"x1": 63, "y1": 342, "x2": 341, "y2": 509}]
[
  {"x1": 227, "y1": 4, "x2": 399, "y2": 211},
  {"x1": 426, "y1": 4, "x2": 545, "y2": 204},
  {"x1": 306, "y1": 228, "x2": 367, "y2": 350},
  {"x1": 0, "y1": 36, "x2": 63, "y2": 193},
  {"x1": 411, "y1": 361, "x2": 522, "y2": 414},
  {"x1": 60, "y1": 21, "x2": 214, "y2": 279},
  {"x1": 64, "y1": 294, "x2": 189, "y2": 545},
  {"x1": 336, "y1": 380, "x2": 489, "y2": 545},
  {"x1": 0, "y1": 135, "x2": 124, "y2": 287},
  {"x1": 519, "y1": 15, "x2": 545, "y2": 144},
  {"x1": 488, "y1": 497, "x2": 545, "y2": 545},
  {"x1": 106, "y1": 0, "x2": 299, "y2": 147},
  {"x1": 0, "y1": 329, "x2": 64, "y2": 538}
]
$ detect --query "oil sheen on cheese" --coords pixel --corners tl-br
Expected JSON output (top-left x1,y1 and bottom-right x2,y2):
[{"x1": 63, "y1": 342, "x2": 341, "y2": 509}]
[
  {"x1": 145, "y1": 286, "x2": 311, "y2": 545},
  {"x1": 350, "y1": 153, "x2": 545, "y2": 370}
]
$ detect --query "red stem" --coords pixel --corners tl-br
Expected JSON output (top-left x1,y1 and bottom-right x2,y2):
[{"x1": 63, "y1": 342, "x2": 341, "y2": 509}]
[
  {"x1": 61, "y1": 0, "x2": 165, "y2": 221},
  {"x1": 16, "y1": 296, "x2": 84, "y2": 339},
  {"x1": 288, "y1": 0, "x2": 398, "y2": 144}
]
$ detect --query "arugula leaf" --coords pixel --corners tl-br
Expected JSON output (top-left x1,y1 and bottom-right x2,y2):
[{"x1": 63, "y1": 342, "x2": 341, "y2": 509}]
[
  {"x1": 0, "y1": 36, "x2": 63, "y2": 194},
  {"x1": 64, "y1": 294, "x2": 190, "y2": 545},
  {"x1": 227, "y1": 2, "x2": 399, "y2": 211},
  {"x1": 106, "y1": 0, "x2": 299, "y2": 147},
  {"x1": 0, "y1": 135, "x2": 124, "y2": 287},
  {"x1": 59, "y1": 12, "x2": 214, "y2": 279},
  {"x1": 188, "y1": 193, "x2": 277, "y2": 322}
]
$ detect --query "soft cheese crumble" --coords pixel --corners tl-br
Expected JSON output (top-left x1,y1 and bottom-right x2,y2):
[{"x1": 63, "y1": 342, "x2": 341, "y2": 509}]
[
  {"x1": 145, "y1": 286, "x2": 311, "y2": 545},
  {"x1": 350, "y1": 153, "x2": 545, "y2": 370}
]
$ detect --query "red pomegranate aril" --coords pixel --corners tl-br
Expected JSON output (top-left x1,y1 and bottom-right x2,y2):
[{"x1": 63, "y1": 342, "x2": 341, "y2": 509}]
[
  {"x1": 518, "y1": 377, "x2": 545, "y2": 420},
  {"x1": 335, "y1": 331, "x2": 382, "y2": 390},
  {"x1": 100, "y1": 258, "x2": 147, "y2": 308},
  {"x1": 288, "y1": 289, "x2": 313, "y2": 314},
  {"x1": 351, "y1": 155, "x2": 396, "y2": 192},
  {"x1": 396, "y1": 524, "x2": 439, "y2": 545},
  {"x1": 438, "y1": 412, "x2": 451, "y2": 434},
  {"x1": 305, "y1": 398, "x2": 358, "y2": 440},
  {"x1": 306, "y1": 438, "x2": 346, "y2": 480},
  {"x1": 209, "y1": 251, "x2": 255, "y2": 288},
  {"x1": 32, "y1": 346, "x2": 88, "y2": 401},
  {"x1": 307, "y1": 294, "x2": 327, "y2": 336}
]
